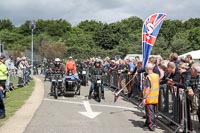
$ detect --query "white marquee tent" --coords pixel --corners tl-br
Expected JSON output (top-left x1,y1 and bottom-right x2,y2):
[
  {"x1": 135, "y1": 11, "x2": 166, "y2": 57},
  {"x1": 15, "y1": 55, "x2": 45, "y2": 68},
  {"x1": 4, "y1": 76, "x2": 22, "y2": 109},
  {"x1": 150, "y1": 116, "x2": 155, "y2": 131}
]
[{"x1": 179, "y1": 50, "x2": 200, "y2": 61}]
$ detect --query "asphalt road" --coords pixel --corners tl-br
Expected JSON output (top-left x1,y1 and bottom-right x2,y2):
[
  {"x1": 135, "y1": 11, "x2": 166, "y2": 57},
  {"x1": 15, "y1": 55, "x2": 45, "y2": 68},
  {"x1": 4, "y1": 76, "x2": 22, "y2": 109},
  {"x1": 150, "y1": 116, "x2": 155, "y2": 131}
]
[{"x1": 24, "y1": 75, "x2": 166, "y2": 133}]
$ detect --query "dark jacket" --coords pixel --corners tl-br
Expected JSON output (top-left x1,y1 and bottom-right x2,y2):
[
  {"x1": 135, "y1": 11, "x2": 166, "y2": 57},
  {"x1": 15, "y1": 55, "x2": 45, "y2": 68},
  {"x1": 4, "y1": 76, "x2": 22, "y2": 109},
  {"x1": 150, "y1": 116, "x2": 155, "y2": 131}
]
[
  {"x1": 153, "y1": 65, "x2": 160, "y2": 77},
  {"x1": 160, "y1": 71, "x2": 170, "y2": 85},
  {"x1": 89, "y1": 66, "x2": 103, "y2": 82},
  {"x1": 169, "y1": 68, "x2": 180, "y2": 83},
  {"x1": 174, "y1": 70, "x2": 191, "y2": 89}
]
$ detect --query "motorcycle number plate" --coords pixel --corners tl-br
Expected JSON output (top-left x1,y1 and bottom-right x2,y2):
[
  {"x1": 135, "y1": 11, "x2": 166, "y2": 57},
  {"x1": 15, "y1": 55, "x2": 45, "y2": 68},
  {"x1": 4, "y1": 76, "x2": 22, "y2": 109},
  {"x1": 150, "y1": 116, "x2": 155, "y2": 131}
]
[
  {"x1": 68, "y1": 81, "x2": 73, "y2": 83},
  {"x1": 58, "y1": 79, "x2": 62, "y2": 82},
  {"x1": 97, "y1": 80, "x2": 101, "y2": 83},
  {"x1": 52, "y1": 80, "x2": 56, "y2": 82},
  {"x1": 82, "y1": 71, "x2": 86, "y2": 74}
]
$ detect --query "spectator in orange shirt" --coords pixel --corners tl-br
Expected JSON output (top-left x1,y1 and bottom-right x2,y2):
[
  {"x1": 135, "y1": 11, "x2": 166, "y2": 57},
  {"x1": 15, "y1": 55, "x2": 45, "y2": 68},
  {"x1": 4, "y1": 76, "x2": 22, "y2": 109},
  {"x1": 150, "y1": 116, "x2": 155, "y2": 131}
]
[{"x1": 65, "y1": 56, "x2": 76, "y2": 75}]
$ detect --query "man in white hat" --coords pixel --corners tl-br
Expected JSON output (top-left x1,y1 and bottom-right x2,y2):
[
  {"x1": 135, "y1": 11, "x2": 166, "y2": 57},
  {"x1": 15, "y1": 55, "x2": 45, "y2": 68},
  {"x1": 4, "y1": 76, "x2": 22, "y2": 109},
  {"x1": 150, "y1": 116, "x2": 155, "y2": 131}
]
[{"x1": 65, "y1": 56, "x2": 76, "y2": 74}]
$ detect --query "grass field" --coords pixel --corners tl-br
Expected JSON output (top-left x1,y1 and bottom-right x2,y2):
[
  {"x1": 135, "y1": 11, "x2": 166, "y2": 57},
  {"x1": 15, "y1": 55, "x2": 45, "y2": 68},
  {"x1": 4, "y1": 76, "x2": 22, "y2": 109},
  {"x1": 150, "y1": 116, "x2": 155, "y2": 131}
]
[{"x1": 0, "y1": 79, "x2": 35, "y2": 126}]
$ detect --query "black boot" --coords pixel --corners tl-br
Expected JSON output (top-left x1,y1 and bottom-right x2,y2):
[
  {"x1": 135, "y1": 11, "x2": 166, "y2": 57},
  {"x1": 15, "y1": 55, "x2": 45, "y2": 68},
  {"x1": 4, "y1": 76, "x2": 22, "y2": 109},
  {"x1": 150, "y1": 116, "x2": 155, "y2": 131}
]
[
  {"x1": 88, "y1": 91, "x2": 92, "y2": 99},
  {"x1": 49, "y1": 87, "x2": 53, "y2": 96},
  {"x1": 102, "y1": 91, "x2": 105, "y2": 99}
]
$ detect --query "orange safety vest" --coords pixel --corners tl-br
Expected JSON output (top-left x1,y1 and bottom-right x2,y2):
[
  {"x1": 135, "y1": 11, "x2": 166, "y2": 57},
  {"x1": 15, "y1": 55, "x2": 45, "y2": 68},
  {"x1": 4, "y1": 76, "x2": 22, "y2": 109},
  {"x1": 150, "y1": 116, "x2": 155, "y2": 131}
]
[
  {"x1": 143, "y1": 73, "x2": 159, "y2": 104},
  {"x1": 65, "y1": 60, "x2": 76, "y2": 74}
]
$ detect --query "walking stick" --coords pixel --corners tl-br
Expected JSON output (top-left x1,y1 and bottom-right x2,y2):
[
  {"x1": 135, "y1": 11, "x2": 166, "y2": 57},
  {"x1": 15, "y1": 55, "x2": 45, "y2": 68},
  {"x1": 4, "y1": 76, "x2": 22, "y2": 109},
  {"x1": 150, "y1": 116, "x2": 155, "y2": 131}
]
[{"x1": 114, "y1": 73, "x2": 137, "y2": 102}]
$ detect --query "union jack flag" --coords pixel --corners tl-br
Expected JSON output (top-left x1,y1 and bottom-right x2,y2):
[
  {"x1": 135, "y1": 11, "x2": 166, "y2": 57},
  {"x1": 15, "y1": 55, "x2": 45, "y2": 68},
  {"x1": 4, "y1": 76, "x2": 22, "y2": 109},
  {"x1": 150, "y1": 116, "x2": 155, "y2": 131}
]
[{"x1": 142, "y1": 13, "x2": 167, "y2": 68}]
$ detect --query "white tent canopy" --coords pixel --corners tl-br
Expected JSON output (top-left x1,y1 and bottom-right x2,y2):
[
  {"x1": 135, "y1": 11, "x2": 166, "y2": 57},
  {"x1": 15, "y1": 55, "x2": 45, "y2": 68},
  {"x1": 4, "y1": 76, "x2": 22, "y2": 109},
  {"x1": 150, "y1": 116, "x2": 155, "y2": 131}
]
[
  {"x1": 124, "y1": 54, "x2": 162, "y2": 61},
  {"x1": 179, "y1": 50, "x2": 200, "y2": 60}
]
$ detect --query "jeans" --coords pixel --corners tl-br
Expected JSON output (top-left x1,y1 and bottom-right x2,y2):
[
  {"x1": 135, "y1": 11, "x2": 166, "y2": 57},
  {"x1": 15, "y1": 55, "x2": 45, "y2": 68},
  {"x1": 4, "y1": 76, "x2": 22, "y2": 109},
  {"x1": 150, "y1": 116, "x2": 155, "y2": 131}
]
[
  {"x1": 25, "y1": 70, "x2": 30, "y2": 83},
  {"x1": 6, "y1": 71, "x2": 12, "y2": 89},
  {"x1": 73, "y1": 75, "x2": 82, "y2": 83},
  {"x1": 90, "y1": 82, "x2": 104, "y2": 92}
]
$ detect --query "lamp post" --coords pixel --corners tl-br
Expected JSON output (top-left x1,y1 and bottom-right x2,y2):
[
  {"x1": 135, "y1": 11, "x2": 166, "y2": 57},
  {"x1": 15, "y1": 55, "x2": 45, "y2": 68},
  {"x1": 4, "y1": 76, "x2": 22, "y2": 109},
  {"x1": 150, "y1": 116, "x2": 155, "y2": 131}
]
[{"x1": 29, "y1": 20, "x2": 36, "y2": 67}]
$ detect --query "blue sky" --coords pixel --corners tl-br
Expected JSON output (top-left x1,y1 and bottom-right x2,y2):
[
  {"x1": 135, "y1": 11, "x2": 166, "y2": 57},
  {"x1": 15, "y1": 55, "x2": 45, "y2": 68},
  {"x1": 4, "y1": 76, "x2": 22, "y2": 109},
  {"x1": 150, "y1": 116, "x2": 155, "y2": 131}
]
[{"x1": 0, "y1": 0, "x2": 200, "y2": 26}]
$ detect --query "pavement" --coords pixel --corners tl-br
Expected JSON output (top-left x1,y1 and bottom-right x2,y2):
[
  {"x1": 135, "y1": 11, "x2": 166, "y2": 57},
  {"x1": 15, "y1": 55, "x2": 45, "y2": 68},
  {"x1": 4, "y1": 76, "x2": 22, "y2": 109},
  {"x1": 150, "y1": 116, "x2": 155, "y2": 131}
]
[
  {"x1": 0, "y1": 77, "x2": 44, "y2": 133},
  {"x1": 0, "y1": 75, "x2": 167, "y2": 133}
]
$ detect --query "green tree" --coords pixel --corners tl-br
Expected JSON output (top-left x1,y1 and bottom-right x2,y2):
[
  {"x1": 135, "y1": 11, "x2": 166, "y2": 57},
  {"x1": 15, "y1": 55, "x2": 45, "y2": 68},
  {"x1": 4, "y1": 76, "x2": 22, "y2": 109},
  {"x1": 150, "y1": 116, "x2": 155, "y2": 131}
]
[
  {"x1": 18, "y1": 20, "x2": 32, "y2": 36},
  {"x1": 152, "y1": 36, "x2": 170, "y2": 59},
  {"x1": 45, "y1": 19, "x2": 71, "y2": 37},
  {"x1": 188, "y1": 27, "x2": 200, "y2": 50},
  {"x1": 184, "y1": 18, "x2": 200, "y2": 29},
  {"x1": 0, "y1": 19, "x2": 13, "y2": 31},
  {"x1": 77, "y1": 20, "x2": 103, "y2": 33},
  {"x1": 0, "y1": 29, "x2": 24, "y2": 49}
]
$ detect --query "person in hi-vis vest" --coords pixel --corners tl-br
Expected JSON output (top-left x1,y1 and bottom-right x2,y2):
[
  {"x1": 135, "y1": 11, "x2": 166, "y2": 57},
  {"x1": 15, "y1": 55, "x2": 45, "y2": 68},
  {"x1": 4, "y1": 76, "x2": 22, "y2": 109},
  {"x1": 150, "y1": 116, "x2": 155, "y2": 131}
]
[
  {"x1": 142, "y1": 63, "x2": 159, "y2": 131},
  {"x1": 0, "y1": 55, "x2": 8, "y2": 119}
]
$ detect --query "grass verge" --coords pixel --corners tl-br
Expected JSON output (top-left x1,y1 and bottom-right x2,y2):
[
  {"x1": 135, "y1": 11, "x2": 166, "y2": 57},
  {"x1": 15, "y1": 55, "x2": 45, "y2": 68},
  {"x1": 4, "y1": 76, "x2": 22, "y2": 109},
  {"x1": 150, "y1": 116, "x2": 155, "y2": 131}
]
[{"x1": 0, "y1": 79, "x2": 35, "y2": 126}]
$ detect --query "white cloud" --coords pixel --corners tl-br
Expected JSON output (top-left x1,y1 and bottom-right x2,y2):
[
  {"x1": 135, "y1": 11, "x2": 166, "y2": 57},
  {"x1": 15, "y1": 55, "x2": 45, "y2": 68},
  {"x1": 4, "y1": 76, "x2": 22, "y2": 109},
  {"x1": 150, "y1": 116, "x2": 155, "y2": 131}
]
[{"x1": 0, "y1": 0, "x2": 200, "y2": 26}]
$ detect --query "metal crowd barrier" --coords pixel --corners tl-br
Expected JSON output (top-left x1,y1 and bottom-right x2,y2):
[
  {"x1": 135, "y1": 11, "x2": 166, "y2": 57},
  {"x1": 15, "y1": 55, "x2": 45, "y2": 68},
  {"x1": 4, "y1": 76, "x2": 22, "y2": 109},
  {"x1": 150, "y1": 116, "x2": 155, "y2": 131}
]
[
  {"x1": 103, "y1": 70, "x2": 199, "y2": 133},
  {"x1": 5, "y1": 69, "x2": 17, "y2": 92},
  {"x1": 5, "y1": 66, "x2": 31, "y2": 92},
  {"x1": 17, "y1": 67, "x2": 31, "y2": 87}
]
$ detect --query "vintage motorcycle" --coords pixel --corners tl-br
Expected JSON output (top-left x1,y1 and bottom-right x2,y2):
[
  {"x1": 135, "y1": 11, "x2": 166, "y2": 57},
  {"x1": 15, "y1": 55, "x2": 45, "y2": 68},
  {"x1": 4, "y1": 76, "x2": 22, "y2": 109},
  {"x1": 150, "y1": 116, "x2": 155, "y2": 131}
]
[
  {"x1": 93, "y1": 75, "x2": 102, "y2": 102},
  {"x1": 78, "y1": 67, "x2": 87, "y2": 86},
  {"x1": 64, "y1": 70, "x2": 81, "y2": 96},
  {"x1": 44, "y1": 68, "x2": 52, "y2": 81},
  {"x1": 33, "y1": 65, "x2": 38, "y2": 75},
  {"x1": 50, "y1": 71, "x2": 64, "y2": 99}
]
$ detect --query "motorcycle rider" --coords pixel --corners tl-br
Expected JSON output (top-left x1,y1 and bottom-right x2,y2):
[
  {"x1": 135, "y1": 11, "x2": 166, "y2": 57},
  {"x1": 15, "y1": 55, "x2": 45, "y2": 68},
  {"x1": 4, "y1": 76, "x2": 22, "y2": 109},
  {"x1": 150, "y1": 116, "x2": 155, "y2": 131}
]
[
  {"x1": 50, "y1": 58, "x2": 65, "y2": 95},
  {"x1": 44, "y1": 59, "x2": 54, "y2": 81},
  {"x1": 88, "y1": 58, "x2": 105, "y2": 100},
  {"x1": 52, "y1": 58, "x2": 65, "y2": 74},
  {"x1": 76, "y1": 60, "x2": 88, "y2": 86}
]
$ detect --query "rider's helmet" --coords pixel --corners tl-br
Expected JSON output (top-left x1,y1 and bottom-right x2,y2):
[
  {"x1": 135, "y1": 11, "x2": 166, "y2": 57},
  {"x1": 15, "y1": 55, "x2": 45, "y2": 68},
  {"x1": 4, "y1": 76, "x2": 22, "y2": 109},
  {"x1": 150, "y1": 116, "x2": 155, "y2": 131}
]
[
  {"x1": 94, "y1": 58, "x2": 101, "y2": 67},
  {"x1": 55, "y1": 58, "x2": 61, "y2": 65}
]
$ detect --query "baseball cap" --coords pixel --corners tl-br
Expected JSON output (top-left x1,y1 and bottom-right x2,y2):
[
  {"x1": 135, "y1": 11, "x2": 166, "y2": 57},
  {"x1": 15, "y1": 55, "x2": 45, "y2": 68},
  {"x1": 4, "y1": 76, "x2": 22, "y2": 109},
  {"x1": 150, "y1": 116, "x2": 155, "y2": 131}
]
[{"x1": 0, "y1": 55, "x2": 6, "y2": 59}]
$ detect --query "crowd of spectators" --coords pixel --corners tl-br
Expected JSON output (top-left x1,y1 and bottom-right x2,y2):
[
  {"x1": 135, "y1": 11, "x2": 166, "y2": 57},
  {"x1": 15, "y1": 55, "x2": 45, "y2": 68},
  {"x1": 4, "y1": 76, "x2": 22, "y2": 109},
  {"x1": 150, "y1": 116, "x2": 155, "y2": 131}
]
[
  {"x1": 84, "y1": 53, "x2": 200, "y2": 132},
  {"x1": 0, "y1": 55, "x2": 32, "y2": 119}
]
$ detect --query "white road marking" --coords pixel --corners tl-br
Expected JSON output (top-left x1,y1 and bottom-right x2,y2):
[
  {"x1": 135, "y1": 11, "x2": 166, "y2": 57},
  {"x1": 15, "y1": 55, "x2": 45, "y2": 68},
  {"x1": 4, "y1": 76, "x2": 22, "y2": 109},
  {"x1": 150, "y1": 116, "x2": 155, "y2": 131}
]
[
  {"x1": 79, "y1": 101, "x2": 101, "y2": 119},
  {"x1": 59, "y1": 95, "x2": 86, "y2": 100},
  {"x1": 44, "y1": 98, "x2": 138, "y2": 111},
  {"x1": 44, "y1": 98, "x2": 82, "y2": 105}
]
